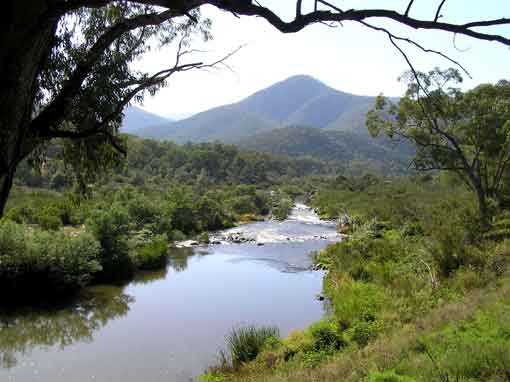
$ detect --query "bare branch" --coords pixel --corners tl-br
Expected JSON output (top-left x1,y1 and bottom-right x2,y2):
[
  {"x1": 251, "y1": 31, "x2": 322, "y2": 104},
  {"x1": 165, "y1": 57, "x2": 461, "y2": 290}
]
[
  {"x1": 296, "y1": 0, "x2": 303, "y2": 17},
  {"x1": 405, "y1": 0, "x2": 415, "y2": 17},
  {"x1": 434, "y1": 0, "x2": 447, "y2": 22},
  {"x1": 49, "y1": 1, "x2": 510, "y2": 47},
  {"x1": 358, "y1": 20, "x2": 472, "y2": 79},
  {"x1": 316, "y1": 0, "x2": 344, "y2": 14}
]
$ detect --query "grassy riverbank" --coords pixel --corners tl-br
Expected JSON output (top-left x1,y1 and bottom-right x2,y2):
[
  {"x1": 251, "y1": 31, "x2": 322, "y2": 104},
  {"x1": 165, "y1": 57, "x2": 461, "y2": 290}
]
[{"x1": 203, "y1": 176, "x2": 510, "y2": 382}]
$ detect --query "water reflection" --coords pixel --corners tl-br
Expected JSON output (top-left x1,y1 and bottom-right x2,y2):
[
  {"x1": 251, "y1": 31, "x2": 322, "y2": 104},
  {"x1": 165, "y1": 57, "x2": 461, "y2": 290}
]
[
  {"x1": 131, "y1": 267, "x2": 169, "y2": 285},
  {"x1": 167, "y1": 247, "x2": 210, "y2": 272},
  {"x1": 0, "y1": 285, "x2": 133, "y2": 369}
]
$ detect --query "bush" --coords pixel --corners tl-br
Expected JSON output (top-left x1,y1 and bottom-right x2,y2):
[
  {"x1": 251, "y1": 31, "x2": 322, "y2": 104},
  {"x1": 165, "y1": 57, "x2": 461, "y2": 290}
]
[
  {"x1": 225, "y1": 325, "x2": 280, "y2": 368},
  {"x1": 87, "y1": 204, "x2": 133, "y2": 280},
  {"x1": 327, "y1": 277, "x2": 388, "y2": 329},
  {"x1": 0, "y1": 221, "x2": 101, "y2": 304},
  {"x1": 169, "y1": 229, "x2": 187, "y2": 242},
  {"x1": 272, "y1": 197, "x2": 293, "y2": 220},
  {"x1": 132, "y1": 234, "x2": 168, "y2": 270},
  {"x1": 350, "y1": 319, "x2": 380, "y2": 346},
  {"x1": 31, "y1": 205, "x2": 63, "y2": 230},
  {"x1": 4, "y1": 205, "x2": 33, "y2": 224},
  {"x1": 309, "y1": 318, "x2": 346, "y2": 351}
]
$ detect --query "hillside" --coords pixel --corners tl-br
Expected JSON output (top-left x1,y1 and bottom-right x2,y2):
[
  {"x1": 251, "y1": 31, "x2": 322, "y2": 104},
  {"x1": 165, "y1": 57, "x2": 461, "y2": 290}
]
[
  {"x1": 121, "y1": 106, "x2": 171, "y2": 133},
  {"x1": 237, "y1": 126, "x2": 413, "y2": 175},
  {"x1": 132, "y1": 75, "x2": 379, "y2": 142},
  {"x1": 135, "y1": 105, "x2": 277, "y2": 141}
]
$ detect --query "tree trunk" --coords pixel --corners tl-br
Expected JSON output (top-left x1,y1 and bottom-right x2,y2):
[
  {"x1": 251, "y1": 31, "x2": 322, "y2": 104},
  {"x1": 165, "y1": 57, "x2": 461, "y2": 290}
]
[
  {"x1": 475, "y1": 183, "x2": 490, "y2": 230},
  {"x1": 0, "y1": 1, "x2": 59, "y2": 217},
  {"x1": 0, "y1": 169, "x2": 16, "y2": 217}
]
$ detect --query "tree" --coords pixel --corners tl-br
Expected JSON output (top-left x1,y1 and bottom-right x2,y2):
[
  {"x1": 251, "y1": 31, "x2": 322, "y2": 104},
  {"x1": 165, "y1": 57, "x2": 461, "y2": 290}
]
[
  {"x1": 1, "y1": 0, "x2": 509, "y2": 216},
  {"x1": 367, "y1": 68, "x2": 510, "y2": 226}
]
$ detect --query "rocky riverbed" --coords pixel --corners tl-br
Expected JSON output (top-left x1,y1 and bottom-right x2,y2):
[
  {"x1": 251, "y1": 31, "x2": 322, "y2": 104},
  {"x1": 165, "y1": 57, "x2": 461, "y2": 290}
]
[{"x1": 175, "y1": 203, "x2": 341, "y2": 248}]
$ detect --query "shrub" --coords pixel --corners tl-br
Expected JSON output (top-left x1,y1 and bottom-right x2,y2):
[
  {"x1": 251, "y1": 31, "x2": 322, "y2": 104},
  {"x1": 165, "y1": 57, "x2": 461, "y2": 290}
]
[
  {"x1": 87, "y1": 204, "x2": 133, "y2": 280},
  {"x1": 4, "y1": 206, "x2": 33, "y2": 224},
  {"x1": 225, "y1": 325, "x2": 280, "y2": 368},
  {"x1": 132, "y1": 234, "x2": 168, "y2": 271},
  {"x1": 350, "y1": 319, "x2": 380, "y2": 346},
  {"x1": 309, "y1": 318, "x2": 346, "y2": 351},
  {"x1": 272, "y1": 197, "x2": 293, "y2": 220},
  {"x1": 169, "y1": 229, "x2": 187, "y2": 242},
  {"x1": 0, "y1": 221, "x2": 101, "y2": 303},
  {"x1": 33, "y1": 206, "x2": 62, "y2": 230},
  {"x1": 327, "y1": 277, "x2": 388, "y2": 328}
]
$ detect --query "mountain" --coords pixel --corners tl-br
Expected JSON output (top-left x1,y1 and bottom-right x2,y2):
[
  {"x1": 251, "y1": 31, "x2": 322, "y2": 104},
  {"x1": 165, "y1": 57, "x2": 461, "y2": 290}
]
[
  {"x1": 135, "y1": 105, "x2": 278, "y2": 142},
  {"x1": 121, "y1": 106, "x2": 171, "y2": 133},
  {"x1": 237, "y1": 126, "x2": 413, "y2": 175},
  {"x1": 132, "y1": 75, "x2": 379, "y2": 142}
]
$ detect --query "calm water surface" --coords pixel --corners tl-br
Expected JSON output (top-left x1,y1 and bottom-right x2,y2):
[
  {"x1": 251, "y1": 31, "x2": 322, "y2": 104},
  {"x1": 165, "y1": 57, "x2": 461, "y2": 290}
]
[{"x1": 0, "y1": 205, "x2": 339, "y2": 382}]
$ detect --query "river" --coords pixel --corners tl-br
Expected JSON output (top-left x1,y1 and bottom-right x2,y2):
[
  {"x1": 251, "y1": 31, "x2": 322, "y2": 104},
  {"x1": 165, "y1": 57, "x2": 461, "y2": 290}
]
[{"x1": 0, "y1": 204, "x2": 339, "y2": 382}]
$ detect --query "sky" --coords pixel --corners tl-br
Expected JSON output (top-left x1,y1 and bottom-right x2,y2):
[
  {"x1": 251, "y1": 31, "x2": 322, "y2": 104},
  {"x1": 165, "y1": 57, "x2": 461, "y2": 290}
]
[{"x1": 134, "y1": 0, "x2": 510, "y2": 119}]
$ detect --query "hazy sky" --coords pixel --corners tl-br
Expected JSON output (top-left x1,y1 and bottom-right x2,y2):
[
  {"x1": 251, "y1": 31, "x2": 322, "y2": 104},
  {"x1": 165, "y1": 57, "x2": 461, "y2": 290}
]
[{"x1": 135, "y1": 0, "x2": 510, "y2": 118}]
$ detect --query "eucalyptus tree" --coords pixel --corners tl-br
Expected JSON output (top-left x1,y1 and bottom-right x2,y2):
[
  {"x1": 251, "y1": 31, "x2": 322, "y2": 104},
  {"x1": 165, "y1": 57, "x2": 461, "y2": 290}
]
[
  {"x1": 367, "y1": 68, "x2": 510, "y2": 225},
  {"x1": 1, "y1": 0, "x2": 509, "y2": 216}
]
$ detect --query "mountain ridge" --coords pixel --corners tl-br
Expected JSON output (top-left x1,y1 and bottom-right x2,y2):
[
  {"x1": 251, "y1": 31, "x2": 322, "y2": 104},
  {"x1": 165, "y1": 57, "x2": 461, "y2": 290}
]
[
  {"x1": 121, "y1": 106, "x2": 171, "y2": 133},
  {"x1": 131, "y1": 75, "x2": 381, "y2": 142}
]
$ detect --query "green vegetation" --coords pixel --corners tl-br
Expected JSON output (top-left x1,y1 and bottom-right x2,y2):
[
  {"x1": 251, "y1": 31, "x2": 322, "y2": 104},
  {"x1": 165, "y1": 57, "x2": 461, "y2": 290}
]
[
  {"x1": 199, "y1": 75, "x2": 510, "y2": 382},
  {"x1": 131, "y1": 234, "x2": 168, "y2": 271},
  {"x1": 14, "y1": 136, "x2": 332, "y2": 191},
  {"x1": 226, "y1": 326, "x2": 280, "y2": 369},
  {"x1": 202, "y1": 175, "x2": 510, "y2": 382},
  {"x1": 1, "y1": 135, "x2": 327, "y2": 305},
  {"x1": 237, "y1": 125, "x2": 413, "y2": 176},
  {"x1": 368, "y1": 69, "x2": 510, "y2": 225},
  {"x1": 0, "y1": 220, "x2": 101, "y2": 304}
]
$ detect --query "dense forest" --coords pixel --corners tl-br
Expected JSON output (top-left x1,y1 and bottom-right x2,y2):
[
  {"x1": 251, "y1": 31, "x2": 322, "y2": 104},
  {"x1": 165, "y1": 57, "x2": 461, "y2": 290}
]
[
  {"x1": 15, "y1": 135, "x2": 332, "y2": 191},
  {"x1": 236, "y1": 125, "x2": 413, "y2": 175}
]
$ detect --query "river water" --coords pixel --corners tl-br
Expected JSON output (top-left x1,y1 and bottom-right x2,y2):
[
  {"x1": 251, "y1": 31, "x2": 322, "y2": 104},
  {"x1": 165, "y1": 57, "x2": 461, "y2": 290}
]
[{"x1": 0, "y1": 204, "x2": 339, "y2": 382}]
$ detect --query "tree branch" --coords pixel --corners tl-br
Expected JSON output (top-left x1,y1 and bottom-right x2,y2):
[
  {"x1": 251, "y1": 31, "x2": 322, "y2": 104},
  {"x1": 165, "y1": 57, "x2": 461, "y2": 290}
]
[
  {"x1": 32, "y1": 8, "x2": 182, "y2": 135},
  {"x1": 434, "y1": 0, "x2": 447, "y2": 22},
  {"x1": 296, "y1": 0, "x2": 303, "y2": 17},
  {"x1": 405, "y1": 0, "x2": 415, "y2": 17},
  {"x1": 358, "y1": 20, "x2": 472, "y2": 79}
]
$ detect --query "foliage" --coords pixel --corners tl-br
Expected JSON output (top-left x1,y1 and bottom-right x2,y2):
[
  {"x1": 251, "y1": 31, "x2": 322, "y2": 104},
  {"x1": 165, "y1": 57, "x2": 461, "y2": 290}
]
[
  {"x1": 238, "y1": 125, "x2": 413, "y2": 176},
  {"x1": 225, "y1": 325, "x2": 280, "y2": 369},
  {"x1": 367, "y1": 69, "x2": 510, "y2": 224},
  {"x1": 272, "y1": 196, "x2": 293, "y2": 221},
  {"x1": 131, "y1": 234, "x2": 168, "y2": 271},
  {"x1": 87, "y1": 204, "x2": 133, "y2": 280},
  {"x1": 309, "y1": 318, "x2": 346, "y2": 351},
  {"x1": 15, "y1": 137, "x2": 334, "y2": 191},
  {"x1": 0, "y1": 221, "x2": 101, "y2": 303},
  {"x1": 213, "y1": 174, "x2": 510, "y2": 381}
]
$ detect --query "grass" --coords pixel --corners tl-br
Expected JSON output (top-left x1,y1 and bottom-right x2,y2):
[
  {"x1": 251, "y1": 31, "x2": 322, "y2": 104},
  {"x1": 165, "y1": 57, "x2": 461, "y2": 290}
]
[
  {"x1": 203, "y1": 177, "x2": 510, "y2": 382},
  {"x1": 207, "y1": 276, "x2": 510, "y2": 382},
  {"x1": 203, "y1": 325, "x2": 280, "y2": 379},
  {"x1": 226, "y1": 326, "x2": 280, "y2": 368}
]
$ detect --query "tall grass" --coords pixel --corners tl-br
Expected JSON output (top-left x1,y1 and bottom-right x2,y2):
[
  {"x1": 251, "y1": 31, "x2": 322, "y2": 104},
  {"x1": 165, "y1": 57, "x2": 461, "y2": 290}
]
[{"x1": 225, "y1": 325, "x2": 280, "y2": 368}]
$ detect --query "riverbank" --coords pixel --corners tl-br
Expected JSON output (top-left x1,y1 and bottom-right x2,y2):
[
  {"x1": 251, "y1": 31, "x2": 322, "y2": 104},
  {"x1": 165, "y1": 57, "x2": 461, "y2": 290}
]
[
  {"x1": 0, "y1": 184, "x2": 303, "y2": 306},
  {"x1": 202, "y1": 177, "x2": 510, "y2": 382},
  {"x1": 0, "y1": 203, "x2": 337, "y2": 382}
]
